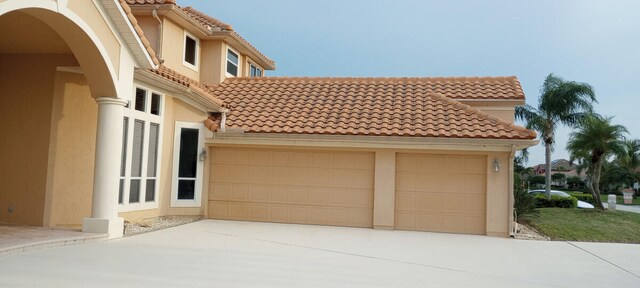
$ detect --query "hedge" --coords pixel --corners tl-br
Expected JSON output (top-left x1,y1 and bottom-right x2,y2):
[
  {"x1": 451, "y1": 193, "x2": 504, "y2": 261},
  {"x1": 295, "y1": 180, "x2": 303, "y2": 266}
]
[
  {"x1": 534, "y1": 194, "x2": 577, "y2": 208},
  {"x1": 567, "y1": 192, "x2": 596, "y2": 205}
]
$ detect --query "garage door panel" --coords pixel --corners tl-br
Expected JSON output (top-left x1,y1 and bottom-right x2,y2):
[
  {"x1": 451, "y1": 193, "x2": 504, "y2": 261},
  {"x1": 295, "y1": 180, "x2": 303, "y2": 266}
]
[
  {"x1": 311, "y1": 152, "x2": 333, "y2": 168},
  {"x1": 462, "y1": 175, "x2": 486, "y2": 194},
  {"x1": 228, "y1": 203, "x2": 248, "y2": 220},
  {"x1": 269, "y1": 205, "x2": 288, "y2": 222},
  {"x1": 396, "y1": 192, "x2": 416, "y2": 210},
  {"x1": 396, "y1": 156, "x2": 417, "y2": 172},
  {"x1": 395, "y1": 212, "x2": 416, "y2": 230},
  {"x1": 210, "y1": 148, "x2": 374, "y2": 228},
  {"x1": 250, "y1": 150, "x2": 271, "y2": 165},
  {"x1": 415, "y1": 193, "x2": 442, "y2": 211},
  {"x1": 228, "y1": 184, "x2": 249, "y2": 201},
  {"x1": 464, "y1": 157, "x2": 486, "y2": 174},
  {"x1": 396, "y1": 153, "x2": 487, "y2": 235},
  {"x1": 248, "y1": 204, "x2": 269, "y2": 221},
  {"x1": 210, "y1": 182, "x2": 231, "y2": 200},
  {"x1": 442, "y1": 156, "x2": 465, "y2": 173},
  {"x1": 309, "y1": 207, "x2": 330, "y2": 224},
  {"x1": 249, "y1": 185, "x2": 270, "y2": 202},
  {"x1": 208, "y1": 202, "x2": 228, "y2": 218},
  {"x1": 416, "y1": 175, "x2": 439, "y2": 191},
  {"x1": 396, "y1": 172, "x2": 416, "y2": 190},
  {"x1": 418, "y1": 155, "x2": 441, "y2": 173},
  {"x1": 290, "y1": 151, "x2": 313, "y2": 167}
]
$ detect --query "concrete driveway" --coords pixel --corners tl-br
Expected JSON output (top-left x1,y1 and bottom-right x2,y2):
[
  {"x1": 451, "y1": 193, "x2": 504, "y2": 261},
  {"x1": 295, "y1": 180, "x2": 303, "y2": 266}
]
[{"x1": 0, "y1": 220, "x2": 638, "y2": 288}]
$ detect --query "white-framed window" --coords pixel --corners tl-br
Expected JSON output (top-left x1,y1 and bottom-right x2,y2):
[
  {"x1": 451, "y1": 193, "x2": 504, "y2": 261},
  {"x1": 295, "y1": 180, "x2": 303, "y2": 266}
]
[
  {"x1": 183, "y1": 30, "x2": 199, "y2": 70},
  {"x1": 226, "y1": 47, "x2": 239, "y2": 77},
  {"x1": 249, "y1": 63, "x2": 262, "y2": 77},
  {"x1": 119, "y1": 86, "x2": 164, "y2": 212},
  {"x1": 170, "y1": 122, "x2": 205, "y2": 207}
]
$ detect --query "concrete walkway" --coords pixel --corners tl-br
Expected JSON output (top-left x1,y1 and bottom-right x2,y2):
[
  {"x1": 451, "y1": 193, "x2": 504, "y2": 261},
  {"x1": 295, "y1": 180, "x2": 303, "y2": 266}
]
[
  {"x1": 0, "y1": 226, "x2": 107, "y2": 256},
  {"x1": 0, "y1": 220, "x2": 639, "y2": 287}
]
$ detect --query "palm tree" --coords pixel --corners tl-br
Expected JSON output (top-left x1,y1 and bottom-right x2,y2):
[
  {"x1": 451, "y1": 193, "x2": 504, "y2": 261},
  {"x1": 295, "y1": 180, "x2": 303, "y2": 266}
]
[
  {"x1": 617, "y1": 139, "x2": 640, "y2": 188},
  {"x1": 516, "y1": 74, "x2": 596, "y2": 197},
  {"x1": 566, "y1": 115, "x2": 627, "y2": 209}
]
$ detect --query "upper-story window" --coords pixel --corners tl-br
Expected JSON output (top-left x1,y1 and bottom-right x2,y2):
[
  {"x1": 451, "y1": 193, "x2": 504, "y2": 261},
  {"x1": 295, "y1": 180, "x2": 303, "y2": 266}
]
[
  {"x1": 183, "y1": 31, "x2": 199, "y2": 70},
  {"x1": 249, "y1": 63, "x2": 262, "y2": 77},
  {"x1": 226, "y1": 48, "x2": 239, "y2": 77}
]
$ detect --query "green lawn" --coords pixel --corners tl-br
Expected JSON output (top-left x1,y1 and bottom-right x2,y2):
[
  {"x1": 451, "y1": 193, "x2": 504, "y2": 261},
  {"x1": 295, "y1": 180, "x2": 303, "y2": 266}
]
[
  {"x1": 598, "y1": 194, "x2": 640, "y2": 205},
  {"x1": 526, "y1": 208, "x2": 640, "y2": 243}
]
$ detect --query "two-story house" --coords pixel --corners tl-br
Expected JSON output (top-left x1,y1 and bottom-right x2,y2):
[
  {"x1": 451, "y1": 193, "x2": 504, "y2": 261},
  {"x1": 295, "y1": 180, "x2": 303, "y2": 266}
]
[{"x1": 0, "y1": 0, "x2": 537, "y2": 238}]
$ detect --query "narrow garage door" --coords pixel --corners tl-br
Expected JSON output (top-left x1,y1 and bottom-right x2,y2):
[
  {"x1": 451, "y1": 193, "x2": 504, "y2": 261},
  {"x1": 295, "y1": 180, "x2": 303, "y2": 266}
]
[
  {"x1": 209, "y1": 147, "x2": 374, "y2": 228},
  {"x1": 395, "y1": 154, "x2": 487, "y2": 234}
]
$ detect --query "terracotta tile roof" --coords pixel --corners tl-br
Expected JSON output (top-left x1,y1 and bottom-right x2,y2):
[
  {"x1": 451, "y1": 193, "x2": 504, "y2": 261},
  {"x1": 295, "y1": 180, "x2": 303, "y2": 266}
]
[
  {"x1": 118, "y1": 0, "x2": 160, "y2": 66},
  {"x1": 204, "y1": 77, "x2": 536, "y2": 140},
  {"x1": 151, "y1": 65, "x2": 224, "y2": 107},
  {"x1": 124, "y1": 0, "x2": 176, "y2": 4},
  {"x1": 180, "y1": 7, "x2": 275, "y2": 68},
  {"x1": 123, "y1": 2, "x2": 275, "y2": 68},
  {"x1": 181, "y1": 6, "x2": 233, "y2": 31}
]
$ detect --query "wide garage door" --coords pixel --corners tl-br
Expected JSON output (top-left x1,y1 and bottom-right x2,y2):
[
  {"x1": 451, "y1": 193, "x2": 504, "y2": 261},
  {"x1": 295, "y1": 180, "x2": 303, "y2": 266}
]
[
  {"x1": 395, "y1": 154, "x2": 487, "y2": 234},
  {"x1": 209, "y1": 147, "x2": 374, "y2": 228}
]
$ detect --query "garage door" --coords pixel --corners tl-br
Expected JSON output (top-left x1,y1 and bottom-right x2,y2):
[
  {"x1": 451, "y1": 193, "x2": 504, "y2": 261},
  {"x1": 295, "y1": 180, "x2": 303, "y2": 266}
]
[
  {"x1": 209, "y1": 147, "x2": 374, "y2": 228},
  {"x1": 395, "y1": 154, "x2": 487, "y2": 234}
]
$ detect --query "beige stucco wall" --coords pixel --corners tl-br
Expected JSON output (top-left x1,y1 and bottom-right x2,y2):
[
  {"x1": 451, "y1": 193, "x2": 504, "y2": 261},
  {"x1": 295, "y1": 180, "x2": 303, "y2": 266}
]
[
  {"x1": 135, "y1": 15, "x2": 160, "y2": 57},
  {"x1": 485, "y1": 151, "x2": 512, "y2": 237},
  {"x1": 45, "y1": 71, "x2": 98, "y2": 228},
  {"x1": 477, "y1": 108, "x2": 515, "y2": 123},
  {"x1": 119, "y1": 96, "x2": 208, "y2": 222},
  {"x1": 66, "y1": 0, "x2": 121, "y2": 78},
  {"x1": 0, "y1": 54, "x2": 77, "y2": 226},
  {"x1": 161, "y1": 18, "x2": 199, "y2": 80},
  {"x1": 201, "y1": 40, "x2": 224, "y2": 86}
]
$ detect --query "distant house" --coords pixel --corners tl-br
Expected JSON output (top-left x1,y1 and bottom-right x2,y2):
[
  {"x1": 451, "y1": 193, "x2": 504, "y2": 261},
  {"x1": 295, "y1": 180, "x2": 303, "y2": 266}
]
[
  {"x1": 0, "y1": 0, "x2": 537, "y2": 238},
  {"x1": 532, "y1": 159, "x2": 587, "y2": 187}
]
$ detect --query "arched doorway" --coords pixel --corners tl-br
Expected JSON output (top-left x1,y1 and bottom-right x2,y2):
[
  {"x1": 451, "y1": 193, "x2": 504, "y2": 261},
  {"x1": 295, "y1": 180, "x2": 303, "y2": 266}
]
[{"x1": 0, "y1": 1, "x2": 130, "y2": 237}]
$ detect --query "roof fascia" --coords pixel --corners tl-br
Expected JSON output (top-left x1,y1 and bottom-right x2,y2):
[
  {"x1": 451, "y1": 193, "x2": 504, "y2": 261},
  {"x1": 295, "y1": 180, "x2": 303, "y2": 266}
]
[
  {"x1": 154, "y1": 6, "x2": 275, "y2": 70},
  {"x1": 207, "y1": 133, "x2": 539, "y2": 151},
  {"x1": 99, "y1": 0, "x2": 156, "y2": 69},
  {"x1": 134, "y1": 69, "x2": 226, "y2": 113},
  {"x1": 456, "y1": 99, "x2": 525, "y2": 106}
]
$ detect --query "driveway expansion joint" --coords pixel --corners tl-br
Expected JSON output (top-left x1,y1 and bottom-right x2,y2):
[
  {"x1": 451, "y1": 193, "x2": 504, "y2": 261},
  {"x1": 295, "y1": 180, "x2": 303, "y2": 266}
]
[{"x1": 566, "y1": 241, "x2": 640, "y2": 279}]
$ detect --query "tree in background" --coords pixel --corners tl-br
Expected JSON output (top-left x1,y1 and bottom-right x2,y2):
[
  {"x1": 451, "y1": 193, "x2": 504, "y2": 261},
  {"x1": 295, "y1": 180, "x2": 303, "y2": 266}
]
[
  {"x1": 567, "y1": 115, "x2": 627, "y2": 209},
  {"x1": 616, "y1": 139, "x2": 640, "y2": 188},
  {"x1": 566, "y1": 176, "x2": 584, "y2": 190},
  {"x1": 516, "y1": 74, "x2": 596, "y2": 198},
  {"x1": 551, "y1": 173, "x2": 566, "y2": 187},
  {"x1": 529, "y1": 175, "x2": 546, "y2": 188}
]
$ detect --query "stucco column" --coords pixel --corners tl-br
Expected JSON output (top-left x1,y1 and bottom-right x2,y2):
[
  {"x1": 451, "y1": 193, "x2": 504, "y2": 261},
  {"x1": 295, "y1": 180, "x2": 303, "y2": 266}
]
[
  {"x1": 82, "y1": 97, "x2": 127, "y2": 238},
  {"x1": 373, "y1": 151, "x2": 396, "y2": 229}
]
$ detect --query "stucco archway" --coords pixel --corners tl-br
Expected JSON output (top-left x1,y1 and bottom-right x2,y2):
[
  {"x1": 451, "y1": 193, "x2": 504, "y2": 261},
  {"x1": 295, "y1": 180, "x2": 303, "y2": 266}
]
[{"x1": 0, "y1": 1, "x2": 129, "y2": 236}]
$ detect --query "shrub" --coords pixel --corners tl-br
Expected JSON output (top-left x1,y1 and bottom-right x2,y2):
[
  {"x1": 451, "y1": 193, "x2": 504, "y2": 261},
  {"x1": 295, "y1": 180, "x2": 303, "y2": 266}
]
[
  {"x1": 514, "y1": 186, "x2": 539, "y2": 222},
  {"x1": 567, "y1": 192, "x2": 596, "y2": 205},
  {"x1": 514, "y1": 175, "x2": 539, "y2": 222},
  {"x1": 534, "y1": 194, "x2": 577, "y2": 208}
]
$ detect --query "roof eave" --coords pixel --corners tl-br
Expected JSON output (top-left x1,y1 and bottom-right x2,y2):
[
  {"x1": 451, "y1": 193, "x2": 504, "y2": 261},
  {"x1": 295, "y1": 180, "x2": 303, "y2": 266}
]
[
  {"x1": 207, "y1": 133, "x2": 539, "y2": 151},
  {"x1": 161, "y1": 6, "x2": 276, "y2": 70},
  {"x1": 134, "y1": 69, "x2": 226, "y2": 113},
  {"x1": 102, "y1": 0, "x2": 157, "y2": 70}
]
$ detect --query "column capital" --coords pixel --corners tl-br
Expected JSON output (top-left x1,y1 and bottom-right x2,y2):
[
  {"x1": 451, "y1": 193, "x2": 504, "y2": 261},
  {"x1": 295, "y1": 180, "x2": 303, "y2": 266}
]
[{"x1": 95, "y1": 97, "x2": 128, "y2": 106}]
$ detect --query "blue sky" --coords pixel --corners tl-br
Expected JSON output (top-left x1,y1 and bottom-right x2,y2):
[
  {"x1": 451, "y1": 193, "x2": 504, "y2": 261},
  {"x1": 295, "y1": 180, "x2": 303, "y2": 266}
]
[{"x1": 181, "y1": 0, "x2": 640, "y2": 166}]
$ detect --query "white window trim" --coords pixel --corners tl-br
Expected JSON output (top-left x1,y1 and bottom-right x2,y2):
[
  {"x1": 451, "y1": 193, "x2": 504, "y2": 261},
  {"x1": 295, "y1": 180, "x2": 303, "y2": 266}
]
[
  {"x1": 225, "y1": 45, "x2": 240, "y2": 78},
  {"x1": 182, "y1": 30, "x2": 199, "y2": 71},
  {"x1": 249, "y1": 62, "x2": 263, "y2": 77},
  {"x1": 119, "y1": 84, "x2": 164, "y2": 212},
  {"x1": 170, "y1": 121, "x2": 205, "y2": 208}
]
